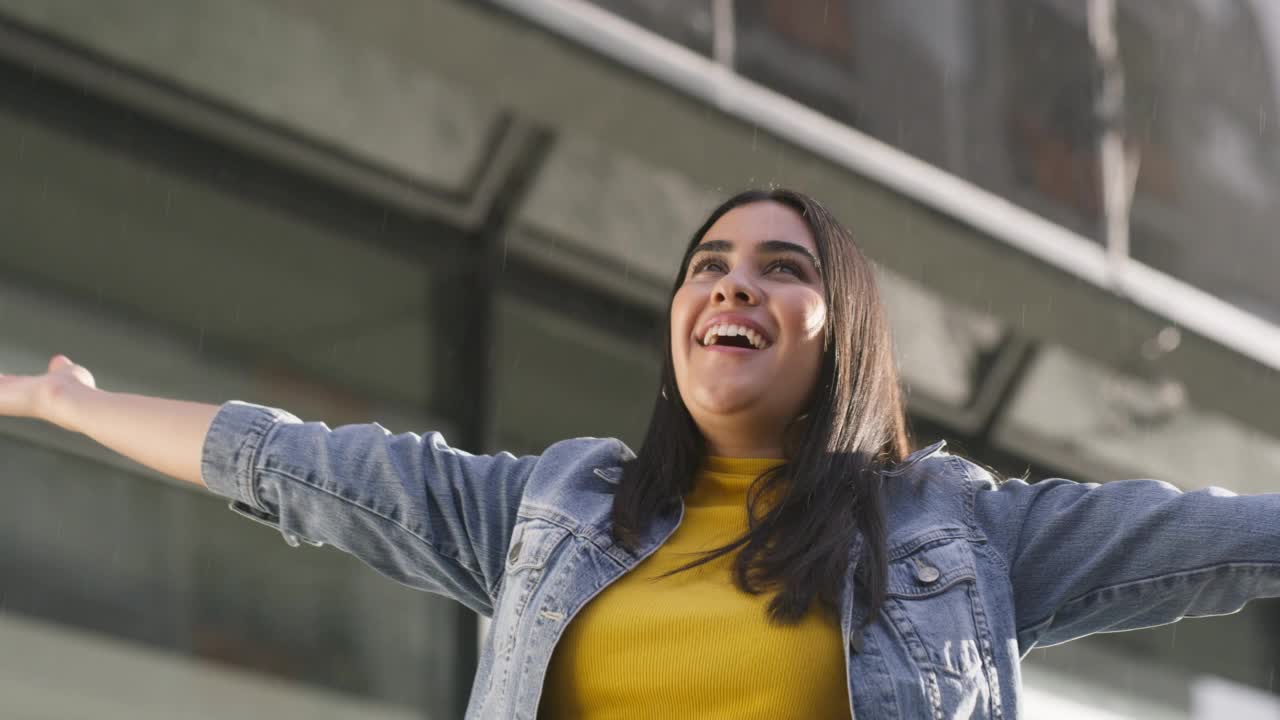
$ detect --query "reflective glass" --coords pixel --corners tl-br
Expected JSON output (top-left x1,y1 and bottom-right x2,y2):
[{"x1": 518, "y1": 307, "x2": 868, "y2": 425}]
[
  {"x1": 0, "y1": 62, "x2": 468, "y2": 717},
  {"x1": 585, "y1": 0, "x2": 715, "y2": 57},
  {"x1": 1119, "y1": 2, "x2": 1280, "y2": 324},
  {"x1": 733, "y1": 0, "x2": 1280, "y2": 325},
  {"x1": 493, "y1": 293, "x2": 660, "y2": 455},
  {"x1": 0, "y1": 66, "x2": 460, "y2": 417},
  {"x1": 0, "y1": 432, "x2": 462, "y2": 714},
  {"x1": 733, "y1": 0, "x2": 1105, "y2": 240}
]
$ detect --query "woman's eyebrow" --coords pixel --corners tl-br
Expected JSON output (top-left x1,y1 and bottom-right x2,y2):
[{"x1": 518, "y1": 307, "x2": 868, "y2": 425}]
[
  {"x1": 685, "y1": 239, "x2": 732, "y2": 266},
  {"x1": 684, "y1": 239, "x2": 821, "y2": 271},
  {"x1": 759, "y1": 240, "x2": 821, "y2": 270}
]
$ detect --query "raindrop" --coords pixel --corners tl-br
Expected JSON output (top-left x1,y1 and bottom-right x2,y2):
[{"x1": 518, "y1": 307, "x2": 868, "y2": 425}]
[
  {"x1": 1141, "y1": 325, "x2": 1181, "y2": 361},
  {"x1": 1157, "y1": 326, "x2": 1181, "y2": 351}
]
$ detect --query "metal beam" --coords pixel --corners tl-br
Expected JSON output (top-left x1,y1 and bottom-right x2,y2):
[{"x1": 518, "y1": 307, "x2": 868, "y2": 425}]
[
  {"x1": 910, "y1": 334, "x2": 1041, "y2": 442},
  {"x1": 433, "y1": 113, "x2": 554, "y2": 719}
]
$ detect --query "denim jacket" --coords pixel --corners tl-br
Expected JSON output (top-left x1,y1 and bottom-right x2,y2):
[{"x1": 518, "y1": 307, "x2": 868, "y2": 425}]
[{"x1": 200, "y1": 400, "x2": 1280, "y2": 719}]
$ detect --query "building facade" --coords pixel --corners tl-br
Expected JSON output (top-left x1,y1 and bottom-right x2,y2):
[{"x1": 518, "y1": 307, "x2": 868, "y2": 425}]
[{"x1": 2, "y1": 1, "x2": 1280, "y2": 717}]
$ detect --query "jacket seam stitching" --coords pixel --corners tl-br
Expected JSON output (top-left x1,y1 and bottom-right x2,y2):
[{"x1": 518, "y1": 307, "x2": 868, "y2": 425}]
[
  {"x1": 518, "y1": 514, "x2": 625, "y2": 566},
  {"x1": 886, "y1": 528, "x2": 968, "y2": 561},
  {"x1": 256, "y1": 464, "x2": 488, "y2": 581},
  {"x1": 241, "y1": 409, "x2": 281, "y2": 514},
  {"x1": 881, "y1": 440, "x2": 946, "y2": 477},
  {"x1": 1017, "y1": 560, "x2": 1280, "y2": 635},
  {"x1": 955, "y1": 457, "x2": 1012, "y2": 577}
]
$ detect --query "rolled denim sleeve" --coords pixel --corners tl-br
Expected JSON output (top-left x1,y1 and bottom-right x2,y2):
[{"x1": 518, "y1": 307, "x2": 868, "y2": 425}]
[
  {"x1": 969, "y1": 464, "x2": 1280, "y2": 654},
  {"x1": 201, "y1": 400, "x2": 536, "y2": 615}
]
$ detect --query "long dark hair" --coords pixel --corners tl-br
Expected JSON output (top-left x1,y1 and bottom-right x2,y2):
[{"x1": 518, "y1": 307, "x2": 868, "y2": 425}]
[{"x1": 611, "y1": 188, "x2": 911, "y2": 626}]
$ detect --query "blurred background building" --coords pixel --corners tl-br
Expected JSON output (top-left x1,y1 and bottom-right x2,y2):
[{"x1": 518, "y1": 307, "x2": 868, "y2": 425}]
[{"x1": 2, "y1": 1, "x2": 1280, "y2": 717}]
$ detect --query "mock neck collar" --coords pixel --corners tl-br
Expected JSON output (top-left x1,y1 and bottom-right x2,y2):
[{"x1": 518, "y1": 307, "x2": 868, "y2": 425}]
[
  {"x1": 700, "y1": 455, "x2": 787, "y2": 476},
  {"x1": 689, "y1": 456, "x2": 787, "y2": 505}
]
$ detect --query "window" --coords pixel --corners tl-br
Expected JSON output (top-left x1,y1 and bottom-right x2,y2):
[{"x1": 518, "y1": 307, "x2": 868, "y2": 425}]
[
  {"x1": 0, "y1": 56, "x2": 471, "y2": 717},
  {"x1": 1119, "y1": 2, "x2": 1280, "y2": 324},
  {"x1": 585, "y1": 0, "x2": 715, "y2": 57}
]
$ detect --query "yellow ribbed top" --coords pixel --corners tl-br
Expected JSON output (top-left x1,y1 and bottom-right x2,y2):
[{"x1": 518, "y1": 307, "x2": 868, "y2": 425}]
[{"x1": 539, "y1": 456, "x2": 852, "y2": 719}]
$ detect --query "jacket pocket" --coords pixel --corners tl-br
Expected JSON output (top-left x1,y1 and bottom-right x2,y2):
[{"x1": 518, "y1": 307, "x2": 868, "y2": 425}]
[
  {"x1": 882, "y1": 536, "x2": 998, "y2": 720},
  {"x1": 507, "y1": 519, "x2": 572, "y2": 572},
  {"x1": 481, "y1": 518, "x2": 575, "y2": 712},
  {"x1": 492, "y1": 519, "x2": 573, "y2": 655}
]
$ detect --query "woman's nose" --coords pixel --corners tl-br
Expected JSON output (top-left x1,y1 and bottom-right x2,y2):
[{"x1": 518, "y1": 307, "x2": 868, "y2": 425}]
[{"x1": 712, "y1": 272, "x2": 760, "y2": 305}]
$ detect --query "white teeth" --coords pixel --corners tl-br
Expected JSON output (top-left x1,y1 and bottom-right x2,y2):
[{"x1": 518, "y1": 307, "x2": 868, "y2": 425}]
[{"x1": 700, "y1": 322, "x2": 770, "y2": 349}]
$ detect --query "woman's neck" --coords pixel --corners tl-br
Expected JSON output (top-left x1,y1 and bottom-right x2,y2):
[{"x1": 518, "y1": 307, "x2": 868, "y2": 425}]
[
  {"x1": 695, "y1": 411, "x2": 791, "y2": 459},
  {"x1": 704, "y1": 440, "x2": 784, "y2": 459},
  {"x1": 701, "y1": 424, "x2": 786, "y2": 459}
]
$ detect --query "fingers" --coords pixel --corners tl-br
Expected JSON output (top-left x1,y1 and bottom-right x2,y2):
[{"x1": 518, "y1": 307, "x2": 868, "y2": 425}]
[{"x1": 0, "y1": 355, "x2": 73, "y2": 379}]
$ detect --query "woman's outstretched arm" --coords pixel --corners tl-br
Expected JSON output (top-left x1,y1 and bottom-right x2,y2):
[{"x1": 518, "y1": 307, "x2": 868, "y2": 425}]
[
  {"x1": 1, "y1": 353, "x2": 553, "y2": 615},
  {"x1": 1, "y1": 355, "x2": 217, "y2": 487},
  {"x1": 967, "y1": 459, "x2": 1280, "y2": 655}
]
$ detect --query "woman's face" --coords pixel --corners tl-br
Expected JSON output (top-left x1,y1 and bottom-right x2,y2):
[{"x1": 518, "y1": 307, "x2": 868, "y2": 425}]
[{"x1": 671, "y1": 201, "x2": 828, "y2": 448}]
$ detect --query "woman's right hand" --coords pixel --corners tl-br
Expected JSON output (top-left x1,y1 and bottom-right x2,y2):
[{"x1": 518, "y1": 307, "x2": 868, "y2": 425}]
[
  {"x1": 0, "y1": 354, "x2": 97, "y2": 424},
  {"x1": 0, "y1": 355, "x2": 214, "y2": 486}
]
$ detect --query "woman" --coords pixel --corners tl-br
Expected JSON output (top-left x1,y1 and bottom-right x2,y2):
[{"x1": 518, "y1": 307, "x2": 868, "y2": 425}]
[{"x1": 4, "y1": 188, "x2": 1280, "y2": 718}]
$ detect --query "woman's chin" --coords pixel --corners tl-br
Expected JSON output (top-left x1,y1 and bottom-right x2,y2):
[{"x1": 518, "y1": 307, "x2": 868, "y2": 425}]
[{"x1": 688, "y1": 385, "x2": 767, "y2": 417}]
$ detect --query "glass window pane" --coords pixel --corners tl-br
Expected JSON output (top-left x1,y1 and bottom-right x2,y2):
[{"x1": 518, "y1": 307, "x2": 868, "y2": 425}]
[
  {"x1": 0, "y1": 433, "x2": 463, "y2": 713},
  {"x1": 0, "y1": 64, "x2": 463, "y2": 419},
  {"x1": 493, "y1": 293, "x2": 660, "y2": 455},
  {"x1": 584, "y1": 0, "x2": 715, "y2": 57},
  {"x1": 734, "y1": 0, "x2": 1105, "y2": 242},
  {"x1": 1120, "y1": 2, "x2": 1280, "y2": 324},
  {"x1": 0, "y1": 63, "x2": 470, "y2": 717}
]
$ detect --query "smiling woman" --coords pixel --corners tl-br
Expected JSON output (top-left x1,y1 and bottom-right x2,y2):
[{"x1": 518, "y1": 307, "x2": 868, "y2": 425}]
[
  {"x1": 8, "y1": 189, "x2": 1280, "y2": 719},
  {"x1": 615, "y1": 189, "x2": 909, "y2": 630},
  {"x1": 548, "y1": 190, "x2": 909, "y2": 719},
  {"x1": 675, "y1": 202, "x2": 831, "y2": 458}
]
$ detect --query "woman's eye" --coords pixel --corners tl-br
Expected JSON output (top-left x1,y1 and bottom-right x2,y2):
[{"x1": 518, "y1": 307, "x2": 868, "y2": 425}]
[
  {"x1": 691, "y1": 258, "x2": 726, "y2": 274},
  {"x1": 767, "y1": 260, "x2": 803, "y2": 277}
]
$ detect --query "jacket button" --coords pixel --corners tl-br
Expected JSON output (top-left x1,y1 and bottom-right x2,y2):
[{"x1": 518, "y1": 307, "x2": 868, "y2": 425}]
[
  {"x1": 849, "y1": 628, "x2": 865, "y2": 654},
  {"x1": 915, "y1": 561, "x2": 940, "y2": 584},
  {"x1": 508, "y1": 540, "x2": 523, "y2": 564}
]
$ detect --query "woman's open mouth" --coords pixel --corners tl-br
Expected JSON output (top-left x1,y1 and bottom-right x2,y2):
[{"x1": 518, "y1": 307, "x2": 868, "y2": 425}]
[{"x1": 698, "y1": 322, "x2": 772, "y2": 350}]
